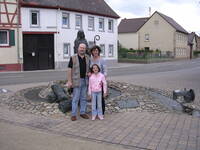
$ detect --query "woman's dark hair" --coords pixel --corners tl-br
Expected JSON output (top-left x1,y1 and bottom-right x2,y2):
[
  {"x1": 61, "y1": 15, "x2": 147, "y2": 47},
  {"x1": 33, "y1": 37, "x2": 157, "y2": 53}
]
[
  {"x1": 90, "y1": 64, "x2": 101, "y2": 73},
  {"x1": 90, "y1": 45, "x2": 101, "y2": 56}
]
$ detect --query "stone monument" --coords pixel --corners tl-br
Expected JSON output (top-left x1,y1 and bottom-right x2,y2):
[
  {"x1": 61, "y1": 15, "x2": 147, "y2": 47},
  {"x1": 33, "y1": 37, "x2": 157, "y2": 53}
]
[{"x1": 74, "y1": 30, "x2": 89, "y2": 55}]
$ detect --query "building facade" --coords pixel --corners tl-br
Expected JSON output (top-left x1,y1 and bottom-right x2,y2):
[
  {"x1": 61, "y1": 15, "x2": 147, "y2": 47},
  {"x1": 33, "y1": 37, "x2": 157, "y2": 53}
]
[
  {"x1": 139, "y1": 12, "x2": 189, "y2": 58},
  {"x1": 21, "y1": 0, "x2": 119, "y2": 71},
  {"x1": 118, "y1": 11, "x2": 190, "y2": 59},
  {"x1": 0, "y1": 0, "x2": 23, "y2": 71}
]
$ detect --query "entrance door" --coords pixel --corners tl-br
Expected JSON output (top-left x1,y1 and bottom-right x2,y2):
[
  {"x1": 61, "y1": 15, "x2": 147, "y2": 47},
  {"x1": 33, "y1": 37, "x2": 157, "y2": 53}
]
[{"x1": 23, "y1": 34, "x2": 54, "y2": 71}]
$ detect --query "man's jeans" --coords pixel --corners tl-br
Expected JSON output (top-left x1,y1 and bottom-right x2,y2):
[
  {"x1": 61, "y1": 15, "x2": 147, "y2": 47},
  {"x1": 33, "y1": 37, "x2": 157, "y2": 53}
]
[
  {"x1": 91, "y1": 91, "x2": 103, "y2": 116},
  {"x1": 71, "y1": 78, "x2": 87, "y2": 116}
]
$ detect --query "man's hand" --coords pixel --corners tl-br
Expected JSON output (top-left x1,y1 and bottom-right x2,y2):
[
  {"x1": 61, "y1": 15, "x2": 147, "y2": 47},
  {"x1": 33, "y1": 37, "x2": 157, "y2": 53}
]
[
  {"x1": 87, "y1": 72, "x2": 91, "y2": 77},
  {"x1": 66, "y1": 81, "x2": 72, "y2": 88},
  {"x1": 103, "y1": 93, "x2": 107, "y2": 98},
  {"x1": 88, "y1": 95, "x2": 91, "y2": 101}
]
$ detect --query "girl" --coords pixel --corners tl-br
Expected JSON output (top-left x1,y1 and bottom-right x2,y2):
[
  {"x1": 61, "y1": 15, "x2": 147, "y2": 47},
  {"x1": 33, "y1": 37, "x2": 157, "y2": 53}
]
[
  {"x1": 90, "y1": 45, "x2": 107, "y2": 115},
  {"x1": 88, "y1": 64, "x2": 107, "y2": 120}
]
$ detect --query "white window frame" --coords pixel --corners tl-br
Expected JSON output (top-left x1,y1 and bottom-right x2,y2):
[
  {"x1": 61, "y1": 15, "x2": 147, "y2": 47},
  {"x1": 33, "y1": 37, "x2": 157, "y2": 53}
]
[
  {"x1": 145, "y1": 34, "x2": 149, "y2": 41},
  {"x1": 75, "y1": 14, "x2": 82, "y2": 29},
  {"x1": 100, "y1": 44, "x2": 105, "y2": 56},
  {"x1": 108, "y1": 19, "x2": 114, "y2": 32},
  {"x1": 62, "y1": 12, "x2": 70, "y2": 28},
  {"x1": 0, "y1": 30, "x2": 9, "y2": 46},
  {"x1": 30, "y1": 10, "x2": 40, "y2": 27},
  {"x1": 108, "y1": 44, "x2": 114, "y2": 57},
  {"x1": 88, "y1": 16, "x2": 94, "y2": 31},
  {"x1": 63, "y1": 43, "x2": 70, "y2": 58},
  {"x1": 99, "y1": 18, "x2": 104, "y2": 32}
]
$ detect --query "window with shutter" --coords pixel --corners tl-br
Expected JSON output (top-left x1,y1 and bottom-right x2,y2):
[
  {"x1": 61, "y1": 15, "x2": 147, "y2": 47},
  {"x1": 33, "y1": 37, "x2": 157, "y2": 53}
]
[
  {"x1": 9, "y1": 30, "x2": 15, "y2": 46},
  {"x1": 0, "y1": 30, "x2": 9, "y2": 46}
]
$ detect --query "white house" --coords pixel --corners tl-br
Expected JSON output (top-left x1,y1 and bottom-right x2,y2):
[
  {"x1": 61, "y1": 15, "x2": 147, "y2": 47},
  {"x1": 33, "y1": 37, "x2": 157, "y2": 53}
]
[{"x1": 21, "y1": 0, "x2": 120, "y2": 70}]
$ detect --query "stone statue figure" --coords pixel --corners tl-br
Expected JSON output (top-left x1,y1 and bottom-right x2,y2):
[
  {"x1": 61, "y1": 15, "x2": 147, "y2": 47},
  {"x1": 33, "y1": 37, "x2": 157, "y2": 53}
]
[{"x1": 74, "y1": 30, "x2": 89, "y2": 54}]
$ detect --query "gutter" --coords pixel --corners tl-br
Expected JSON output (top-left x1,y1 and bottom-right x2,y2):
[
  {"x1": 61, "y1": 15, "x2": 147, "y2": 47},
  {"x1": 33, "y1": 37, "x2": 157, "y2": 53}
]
[{"x1": 17, "y1": 0, "x2": 22, "y2": 71}]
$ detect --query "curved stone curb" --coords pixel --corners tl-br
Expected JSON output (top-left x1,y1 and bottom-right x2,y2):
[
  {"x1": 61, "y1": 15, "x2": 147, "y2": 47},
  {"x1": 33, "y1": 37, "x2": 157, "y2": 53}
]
[{"x1": 0, "y1": 80, "x2": 199, "y2": 118}]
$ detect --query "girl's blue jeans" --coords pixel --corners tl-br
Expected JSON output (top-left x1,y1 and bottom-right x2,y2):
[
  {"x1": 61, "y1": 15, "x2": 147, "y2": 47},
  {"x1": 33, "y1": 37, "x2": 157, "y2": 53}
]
[{"x1": 91, "y1": 91, "x2": 103, "y2": 116}]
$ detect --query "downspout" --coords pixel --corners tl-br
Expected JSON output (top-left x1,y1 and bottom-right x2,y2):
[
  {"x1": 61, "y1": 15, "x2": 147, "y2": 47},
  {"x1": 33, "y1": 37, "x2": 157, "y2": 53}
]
[
  {"x1": 174, "y1": 31, "x2": 176, "y2": 58},
  {"x1": 138, "y1": 31, "x2": 140, "y2": 49},
  {"x1": 17, "y1": 0, "x2": 22, "y2": 71},
  {"x1": 56, "y1": 5, "x2": 60, "y2": 69}
]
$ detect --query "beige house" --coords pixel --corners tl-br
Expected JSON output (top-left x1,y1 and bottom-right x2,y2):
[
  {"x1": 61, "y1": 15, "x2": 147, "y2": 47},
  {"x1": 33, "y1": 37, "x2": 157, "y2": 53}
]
[
  {"x1": 118, "y1": 11, "x2": 190, "y2": 59},
  {"x1": 0, "y1": 0, "x2": 22, "y2": 71}
]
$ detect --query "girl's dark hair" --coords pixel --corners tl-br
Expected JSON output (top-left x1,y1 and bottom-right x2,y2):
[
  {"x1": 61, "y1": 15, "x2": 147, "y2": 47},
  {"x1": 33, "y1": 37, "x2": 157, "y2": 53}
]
[
  {"x1": 90, "y1": 64, "x2": 101, "y2": 73},
  {"x1": 90, "y1": 45, "x2": 101, "y2": 56}
]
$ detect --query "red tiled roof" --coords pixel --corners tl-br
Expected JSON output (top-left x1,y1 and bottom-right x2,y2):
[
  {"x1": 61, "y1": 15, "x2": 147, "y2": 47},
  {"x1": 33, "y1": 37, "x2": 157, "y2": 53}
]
[
  {"x1": 118, "y1": 11, "x2": 188, "y2": 34},
  {"x1": 156, "y1": 12, "x2": 188, "y2": 34},
  {"x1": 118, "y1": 17, "x2": 149, "y2": 33},
  {"x1": 21, "y1": 0, "x2": 120, "y2": 19}
]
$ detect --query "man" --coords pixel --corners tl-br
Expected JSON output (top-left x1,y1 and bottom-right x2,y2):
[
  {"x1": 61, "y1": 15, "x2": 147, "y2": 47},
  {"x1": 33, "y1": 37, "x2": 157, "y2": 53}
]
[{"x1": 67, "y1": 43, "x2": 90, "y2": 121}]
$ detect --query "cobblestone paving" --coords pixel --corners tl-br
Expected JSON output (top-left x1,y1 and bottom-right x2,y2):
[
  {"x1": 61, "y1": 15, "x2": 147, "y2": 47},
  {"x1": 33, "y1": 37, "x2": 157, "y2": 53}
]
[
  {"x1": 0, "y1": 80, "x2": 200, "y2": 150},
  {"x1": 0, "y1": 103, "x2": 199, "y2": 150}
]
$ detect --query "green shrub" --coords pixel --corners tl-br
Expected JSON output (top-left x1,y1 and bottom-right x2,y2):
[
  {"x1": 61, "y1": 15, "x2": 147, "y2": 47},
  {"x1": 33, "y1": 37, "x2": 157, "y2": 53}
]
[{"x1": 193, "y1": 51, "x2": 200, "y2": 56}]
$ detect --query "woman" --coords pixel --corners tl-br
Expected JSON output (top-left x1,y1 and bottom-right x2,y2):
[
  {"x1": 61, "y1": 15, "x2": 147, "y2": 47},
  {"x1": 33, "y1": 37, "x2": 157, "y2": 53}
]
[{"x1": 90, "y1": 45, "x2": 107, "y2": 115}]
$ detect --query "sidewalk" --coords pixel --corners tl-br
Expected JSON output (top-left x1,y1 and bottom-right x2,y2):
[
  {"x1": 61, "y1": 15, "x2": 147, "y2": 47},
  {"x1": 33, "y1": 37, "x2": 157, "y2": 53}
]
[{"x1": 0, "y1": 103, "x2": 199, "y2": 150}]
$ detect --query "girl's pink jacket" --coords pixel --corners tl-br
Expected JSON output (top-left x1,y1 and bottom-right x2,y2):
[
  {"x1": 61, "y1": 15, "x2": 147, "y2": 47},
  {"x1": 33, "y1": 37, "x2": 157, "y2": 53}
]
[{"x1": 88, "y1": 72, "x2": 107, "y2": 95}]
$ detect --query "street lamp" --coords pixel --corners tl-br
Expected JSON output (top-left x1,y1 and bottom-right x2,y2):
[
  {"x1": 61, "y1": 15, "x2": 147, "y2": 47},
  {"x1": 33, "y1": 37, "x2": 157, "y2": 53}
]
[{"x1": 94, "y1": 35, "x2": 100, "y2": 45}]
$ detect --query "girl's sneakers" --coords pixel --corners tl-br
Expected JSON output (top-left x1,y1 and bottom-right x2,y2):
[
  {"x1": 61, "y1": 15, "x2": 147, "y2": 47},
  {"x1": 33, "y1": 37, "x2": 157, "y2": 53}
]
[
  {"x1": 92, "y1": 115, "x2": 104, "y2": 120},
  {"x1": 98, "y1": 115, "x2": 104, "y2": 120},
  {"x1": 92, "y1": 116, "x2": 96, "y2": 121}
]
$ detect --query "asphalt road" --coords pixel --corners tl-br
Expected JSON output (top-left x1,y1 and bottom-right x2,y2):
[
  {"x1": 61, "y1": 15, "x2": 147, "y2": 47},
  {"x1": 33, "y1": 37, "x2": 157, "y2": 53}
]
[{"x1": 0, "y1": 58, "x2": 200, "y2": 86}]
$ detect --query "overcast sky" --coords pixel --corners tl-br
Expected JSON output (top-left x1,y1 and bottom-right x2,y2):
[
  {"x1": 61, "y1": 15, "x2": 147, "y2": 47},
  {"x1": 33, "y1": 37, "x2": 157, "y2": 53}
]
[{"x1": 105, "y1": 0, "x2": 200, "y2": 35}]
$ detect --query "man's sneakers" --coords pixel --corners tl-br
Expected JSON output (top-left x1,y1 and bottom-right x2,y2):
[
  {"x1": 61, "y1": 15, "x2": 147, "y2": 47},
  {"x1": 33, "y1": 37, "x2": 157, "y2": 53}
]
[
  {"x1": 71, "y1": 116, "x2": 77, "y2": 121},
  {"x1": 80, "y1": 114, "x2": 89, "y2": 119}
]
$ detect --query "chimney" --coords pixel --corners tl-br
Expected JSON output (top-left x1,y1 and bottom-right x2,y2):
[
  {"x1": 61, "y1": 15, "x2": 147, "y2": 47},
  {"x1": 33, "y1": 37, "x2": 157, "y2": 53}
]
[{"x1": 149, "y1": 7, "x2": 151, "y2": 16}]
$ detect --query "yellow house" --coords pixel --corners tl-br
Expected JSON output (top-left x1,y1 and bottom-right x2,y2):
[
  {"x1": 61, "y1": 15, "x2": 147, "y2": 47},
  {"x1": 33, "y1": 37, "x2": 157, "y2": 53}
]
[
  {"x1": 118, "y1": 11, "x2": 190, "y2": 59},
  {"x1": 0, "y1": 0, "x2": 22, "y2": 71}
]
